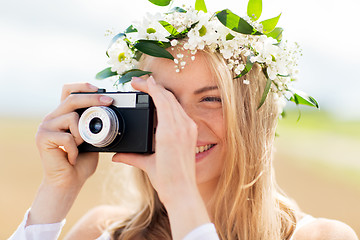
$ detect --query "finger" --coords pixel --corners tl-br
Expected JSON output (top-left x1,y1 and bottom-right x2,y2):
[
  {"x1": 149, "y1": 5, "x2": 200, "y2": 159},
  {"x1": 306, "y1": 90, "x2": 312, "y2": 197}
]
[
  {"x1": 145, "y1": 76, "x2": 184, "y2": 125},
  {"x1": 41, "y1": 112, "x2": 83, "y2": 146},
  {"x1": 47, "y1": 94, "x2": 113, "y2": 120},
  {"x1": 40, "y1": 131, "x2": 79, "y2": 165},
  {"x1": 132, "y1": 76, "x2": 180, "y2": 113},
  {"x1": 112, "y1": 153, "x2": 152, "y2": 172},
  {"x1": 133, "y1": 76, "x2": 191, "y2": 126},
  {"x1": 61, "y1": 83, "x2": 98, "y2": 102},
  {"x1": 132, "y1": 76, "x2": 176, "y2": 125},
  {"x1": 131, "y1": 77, "x2": 149, "y2": 93}
]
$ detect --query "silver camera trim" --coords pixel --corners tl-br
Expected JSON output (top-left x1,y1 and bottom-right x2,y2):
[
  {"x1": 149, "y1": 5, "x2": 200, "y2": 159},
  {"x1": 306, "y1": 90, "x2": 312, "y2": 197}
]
[
  {"x1": 103, "y1": 93, "x2": 137, "y2": 108},
  {"x1": 78, "y1": 106, "x2": 120, "y2": 147}
]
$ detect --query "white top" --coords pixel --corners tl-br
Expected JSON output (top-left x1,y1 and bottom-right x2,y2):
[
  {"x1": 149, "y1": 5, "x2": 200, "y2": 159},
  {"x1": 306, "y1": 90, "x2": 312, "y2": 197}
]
[
  {"x1": 7, "y1": 209, "x2": 219, "y2": 240},
  {"x1": 7, "y1": 209, "x2": 66, "y2": 240},
  {"x1": 8, "y1": 209, "x2": 316, "y2": 240},
  {"x1": 95, "y1": 222, "x2": 219, "y2": 240}
]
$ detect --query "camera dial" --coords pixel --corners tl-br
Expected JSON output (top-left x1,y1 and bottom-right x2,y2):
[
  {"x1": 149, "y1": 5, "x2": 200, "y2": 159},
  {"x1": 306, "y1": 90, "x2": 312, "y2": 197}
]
[{"x1": 78, "y1": 106, "x2": 123, "y2": 147}]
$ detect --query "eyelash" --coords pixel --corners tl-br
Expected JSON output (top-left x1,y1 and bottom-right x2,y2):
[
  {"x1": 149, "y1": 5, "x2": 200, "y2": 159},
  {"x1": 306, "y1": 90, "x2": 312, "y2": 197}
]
[{"x1": 201, "y1": 96, "x2": 222, "y2": 103}]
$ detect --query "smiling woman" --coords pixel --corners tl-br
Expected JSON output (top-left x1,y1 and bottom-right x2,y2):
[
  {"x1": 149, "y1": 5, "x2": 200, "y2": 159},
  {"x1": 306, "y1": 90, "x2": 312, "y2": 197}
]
[
  {"x1": 139, "y1": 49, "x2": 226, "y2": 188},
  {"x1": 105, "y1": 44, "x2": 295, "y2": 239},
  {"x1": 7, "y1": 0, "x2": 359, "y2": 239}
]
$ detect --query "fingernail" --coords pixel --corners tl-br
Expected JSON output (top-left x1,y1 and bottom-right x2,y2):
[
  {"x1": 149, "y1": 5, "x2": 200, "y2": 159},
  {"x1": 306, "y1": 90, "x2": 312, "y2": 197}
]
[
  {"x1": 131, "y1": 77, "x2": 142, "y2": 83},
  {"x1": 100, "y1": 95, "x2": 113, "y2": 104}
]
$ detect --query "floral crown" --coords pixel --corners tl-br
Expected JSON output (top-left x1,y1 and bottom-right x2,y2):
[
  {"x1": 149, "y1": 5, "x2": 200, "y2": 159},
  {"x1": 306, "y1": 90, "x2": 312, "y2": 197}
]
[{"x1": 96, "y1": 0, "x2": 319, "y2": 110}]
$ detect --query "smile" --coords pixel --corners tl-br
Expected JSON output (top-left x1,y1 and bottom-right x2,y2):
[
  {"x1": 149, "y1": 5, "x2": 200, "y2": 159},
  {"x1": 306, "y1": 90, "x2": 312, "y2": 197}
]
[{"x1": 195, "y1": 144, "x2": 215, "y2": 154}]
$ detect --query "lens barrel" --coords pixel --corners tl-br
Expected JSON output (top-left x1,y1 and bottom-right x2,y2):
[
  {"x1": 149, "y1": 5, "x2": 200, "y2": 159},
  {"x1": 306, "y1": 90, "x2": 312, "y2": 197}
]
[{"x1": 78, "y1": 106, "x2": 122, "y2": 147}]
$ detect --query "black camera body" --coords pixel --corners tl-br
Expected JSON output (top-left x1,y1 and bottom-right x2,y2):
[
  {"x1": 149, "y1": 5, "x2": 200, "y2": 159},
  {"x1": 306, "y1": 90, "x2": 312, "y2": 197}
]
[{"x1": 73, "y1": 89, "x2": 155, "y2": 153}]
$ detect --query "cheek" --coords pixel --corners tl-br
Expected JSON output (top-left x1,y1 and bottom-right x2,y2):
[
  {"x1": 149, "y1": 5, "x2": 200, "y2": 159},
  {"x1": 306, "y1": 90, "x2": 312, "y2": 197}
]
[{"x1": 204, "y1": 109, "x2": 225, "y2": 142}]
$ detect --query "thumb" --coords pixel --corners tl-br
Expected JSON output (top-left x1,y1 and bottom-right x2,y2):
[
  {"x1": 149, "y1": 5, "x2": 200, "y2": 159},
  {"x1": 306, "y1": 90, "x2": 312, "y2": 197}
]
[
  {"x1": 131, "y1": 77, "x2": 150, "y2": 93},
  {"x1": 112, "y1": 153, "x2": 152, "y2": 172}
]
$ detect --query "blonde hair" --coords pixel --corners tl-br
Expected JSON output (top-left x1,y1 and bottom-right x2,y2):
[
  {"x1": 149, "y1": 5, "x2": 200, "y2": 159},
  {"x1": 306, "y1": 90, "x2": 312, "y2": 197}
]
[{"x1": 109, "y1": 48, "x2": 297, "y2": 240}]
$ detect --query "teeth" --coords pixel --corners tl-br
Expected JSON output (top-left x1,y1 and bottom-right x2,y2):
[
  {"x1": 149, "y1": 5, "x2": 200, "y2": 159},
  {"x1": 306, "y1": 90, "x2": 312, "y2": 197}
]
[{"x1": 195, "y1": 144, "x2": 214, "y2": 154}]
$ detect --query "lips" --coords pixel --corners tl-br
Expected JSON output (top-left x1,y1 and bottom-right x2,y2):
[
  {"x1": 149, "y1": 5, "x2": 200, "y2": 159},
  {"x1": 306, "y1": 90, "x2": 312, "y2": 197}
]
[{"x1": 195, "y1": 144, "x2": 215, "y2": 154}]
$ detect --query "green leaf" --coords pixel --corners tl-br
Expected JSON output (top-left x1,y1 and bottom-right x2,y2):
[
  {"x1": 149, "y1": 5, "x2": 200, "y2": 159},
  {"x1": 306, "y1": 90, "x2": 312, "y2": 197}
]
[
  {"x1": 148, "y1": 0, "x2": 172, "y2": 6},
  {"x1": 265, "y1": 27, "x2": 283, "y2": 42},
  {"x1": 226, "y1": 33, "x2": 235, "y2": 40},
  {"x1": 134, "y1": 51, "x2": 143, "y2": 61},
  {"x1": 125, "y1": 25, "x2": 138, "y2": 34},
  {"x1": 289, "y1": 89, "x2": 320, "y2": 108},
  {"x1": 234, "y1": 55, "x2": 254, "y2": 78},
  {"x1": 257, "y1": 71, "x2": 272, "y2": 109},
  {"x1": 195, "y1": 0, "x2": 207, "y2": 13},
  {"x1": 118, "y1": 69, "x2": 152, "y2": 84},
  {"x1": 216, "y1": 9, "x2": 262, "y2": 35},
  {"x1": 167, "y1": 7, "x2": 187, "y2": 13},
  {"x1": 277, "y1": 73, "x2": 290, "y2": 78},
  {"x1": 158, "y1": 20, "x2": 180, "y2": 36},
  {"x1": 260, "y1": 13, "x2": 282, "y2": 33},
  {"x1": 280, "y1": 110, "x2": 286, "y2": 118},
  {"x1": 134, "y1": 40, "x2": 174, "y2": 60},
  {"x1": 95, "y1": 67, "x2": 118, "y2": 80},
  {"x1": 247, "y1": 0, "x2": 262, "y2": 21}
]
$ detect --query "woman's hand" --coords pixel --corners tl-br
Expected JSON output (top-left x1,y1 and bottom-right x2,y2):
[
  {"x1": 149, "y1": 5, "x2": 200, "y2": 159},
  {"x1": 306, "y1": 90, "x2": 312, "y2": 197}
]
[
  {"x1": 28, "y1": 83, "x2": 113, "y2": 225},
  {"x1": 36, "y1": 83, "x2": 113, "y2": 188},
  {"x1": 112, "y1": 77, "x2": 210, "y2": 239},
  {"x1": 113, "y1": 76, "x2": 198, "y2": 204}
]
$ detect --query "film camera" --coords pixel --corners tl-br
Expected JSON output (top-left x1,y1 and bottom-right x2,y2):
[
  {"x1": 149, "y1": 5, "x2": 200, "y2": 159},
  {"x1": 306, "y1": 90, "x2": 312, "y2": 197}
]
[{"x1": 73, "y1": 89, "x2": 155, "y2": 153}]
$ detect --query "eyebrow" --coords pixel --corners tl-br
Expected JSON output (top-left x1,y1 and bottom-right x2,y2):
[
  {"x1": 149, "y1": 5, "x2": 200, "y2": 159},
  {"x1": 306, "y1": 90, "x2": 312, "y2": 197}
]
[
  {"x1": 194, "y1": 85, "x2": 219, "y2": 95},
  {"x1": 164, "y1": 85, "x2": 219, "y2": 96}
]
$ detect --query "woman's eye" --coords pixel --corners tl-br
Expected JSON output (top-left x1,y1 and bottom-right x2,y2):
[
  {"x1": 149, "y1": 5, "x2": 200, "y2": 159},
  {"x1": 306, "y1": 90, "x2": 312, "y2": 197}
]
[{"x1": 201, "y1": 96, "x2": 222, "y2": 103}]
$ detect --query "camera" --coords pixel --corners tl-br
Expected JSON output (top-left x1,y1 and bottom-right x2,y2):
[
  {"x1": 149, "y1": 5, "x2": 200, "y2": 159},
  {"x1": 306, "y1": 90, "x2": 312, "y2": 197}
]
[{"x1": 73, "y1": 89, "x2": 155, "y2": 153}]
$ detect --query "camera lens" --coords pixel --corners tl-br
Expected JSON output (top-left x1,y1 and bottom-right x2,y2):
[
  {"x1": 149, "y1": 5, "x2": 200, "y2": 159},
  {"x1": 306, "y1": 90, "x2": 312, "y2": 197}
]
[
  {"x1": 89, "y1": 117, "x2": 103, "y2": 134},
  {"x1": 78, "y1": 106, "x2": 123, "y2": 147}
]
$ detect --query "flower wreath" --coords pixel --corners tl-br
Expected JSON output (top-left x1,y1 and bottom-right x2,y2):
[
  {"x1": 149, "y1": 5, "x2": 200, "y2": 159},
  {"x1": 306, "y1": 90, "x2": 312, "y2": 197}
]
[{"x1": 96, "y1": 0, "x2": 319, "y2": 110}]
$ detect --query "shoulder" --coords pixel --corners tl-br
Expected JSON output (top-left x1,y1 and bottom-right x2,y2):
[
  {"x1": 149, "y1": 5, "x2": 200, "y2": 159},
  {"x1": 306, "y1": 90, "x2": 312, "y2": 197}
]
[
  {"x1": 64, "y1": 205, "x2": 131, "y2": 240},
  {"x1": 293, "y1": 217, "x2": 358, "y2": 240}
]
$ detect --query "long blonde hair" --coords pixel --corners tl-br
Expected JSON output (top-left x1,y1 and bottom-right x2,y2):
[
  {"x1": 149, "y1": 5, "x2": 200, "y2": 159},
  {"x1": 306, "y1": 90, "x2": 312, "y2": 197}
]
[{"x1": 109, "y1": 48, "x2": 296, "y2": 239}]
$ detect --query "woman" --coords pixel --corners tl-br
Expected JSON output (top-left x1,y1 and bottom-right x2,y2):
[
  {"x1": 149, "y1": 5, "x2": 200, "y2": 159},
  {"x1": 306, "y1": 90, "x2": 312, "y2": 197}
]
[
  {"x1": 9, "y1": 1, "x2": 358, "y2": 239},
  {"x1": 10, "y1": 47, "x2": 358, "y2": 240}
]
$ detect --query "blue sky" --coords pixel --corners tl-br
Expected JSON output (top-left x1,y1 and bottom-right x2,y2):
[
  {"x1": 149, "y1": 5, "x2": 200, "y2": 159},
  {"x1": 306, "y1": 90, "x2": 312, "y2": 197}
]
[{"x1": 1, "y1": 0, "x2": 359, "y2": 119}]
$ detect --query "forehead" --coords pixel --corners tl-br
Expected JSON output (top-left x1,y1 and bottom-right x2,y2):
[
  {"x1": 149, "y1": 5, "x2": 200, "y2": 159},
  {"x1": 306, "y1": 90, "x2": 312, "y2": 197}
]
[{"x1": 144, "y1": 50, "x2": 218, "y2": 91}]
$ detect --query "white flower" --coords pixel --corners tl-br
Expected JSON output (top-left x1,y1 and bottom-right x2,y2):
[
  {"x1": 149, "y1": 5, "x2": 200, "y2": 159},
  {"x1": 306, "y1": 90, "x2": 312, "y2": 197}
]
[
  {"x1": 171, "y1": 39, "x2": 178, "y2": 46},
  {"x1": 267, "y1": 66, "x2": 277, "y2": 80},
  {"x1": 104, "y1": 6, "x2": 302, "y2": 112},
  {"x1": 107, "y1": 38, "x2": 137, "y2": 74},
  {"x1": 132, "y1": 12, "x2": 169, "y2": 41},
  {"x1": 243, "y1": 79, "x2": 250, "y2": 85}
]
